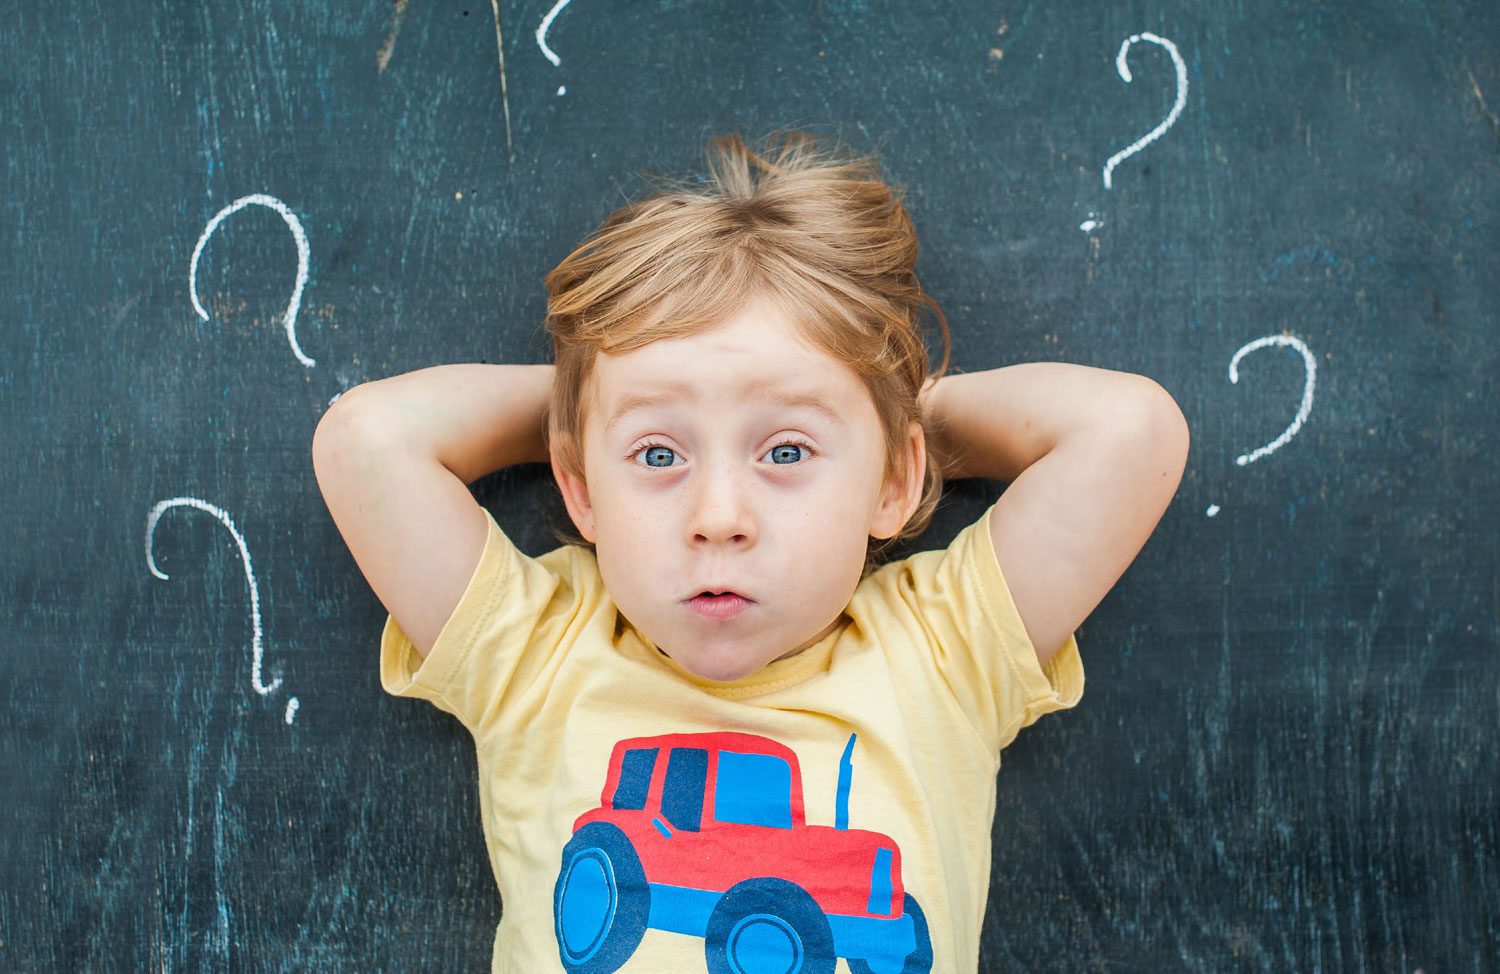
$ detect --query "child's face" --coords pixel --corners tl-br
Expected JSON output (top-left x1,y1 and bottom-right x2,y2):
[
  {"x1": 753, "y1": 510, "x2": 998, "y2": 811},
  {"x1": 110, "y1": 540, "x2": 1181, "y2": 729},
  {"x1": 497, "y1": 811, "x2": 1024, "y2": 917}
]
[{"x1": 553, "y1": 294, "x2": 924, "y2": 682}]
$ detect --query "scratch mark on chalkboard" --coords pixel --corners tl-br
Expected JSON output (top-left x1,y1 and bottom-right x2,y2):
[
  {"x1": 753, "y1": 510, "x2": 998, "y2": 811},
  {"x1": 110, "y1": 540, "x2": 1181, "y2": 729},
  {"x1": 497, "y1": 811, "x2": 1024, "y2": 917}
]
[
  {"x1": 377, "y1": 0, "x2": 410, "y2": 73},
  {"x1": 1421, "y1": 281, "x2": 1447, "y2": 330},
  {"x1": 1464, "y1": 67, "x2": 1500, "y2": 143},
  {"x1": 1056, "y1": 822, "x2": 1111, "y2": 918},
  {"x1": 1418, "y1": 279, "x2": 1466, "y2": 362},
  {"x1": 214, "y1": 785, "x2": 231, "y2": 950},
  {"x1": 112, "y1": 293, "x2": 141, "y2": 329},
  {"x1": 189, "y1": 194, "x2": 314, "y2": 368},
  {"x1": 490, "y1": 0, "x2": 515, "y2": 165},
  {"x1": 1293, "y1": 112, "x2": 1316, "y2": 160},
  {"x1": 146, "y1": 497, "x2": 300, "y2": 724}
]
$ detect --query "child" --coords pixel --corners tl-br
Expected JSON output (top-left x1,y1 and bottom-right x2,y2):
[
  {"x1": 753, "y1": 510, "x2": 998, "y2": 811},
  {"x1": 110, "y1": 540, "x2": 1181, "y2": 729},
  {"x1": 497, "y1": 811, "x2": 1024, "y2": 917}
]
[{"x1": 313, "y1": 130, "x2": 1189, "y2": 974}]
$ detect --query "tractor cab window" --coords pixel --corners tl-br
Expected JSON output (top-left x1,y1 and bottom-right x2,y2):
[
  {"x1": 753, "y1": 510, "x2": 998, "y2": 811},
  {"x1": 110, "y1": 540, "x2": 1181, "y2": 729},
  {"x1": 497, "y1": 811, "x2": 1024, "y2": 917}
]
[
  {"x1": 612, "y1": 747, "x2": 658, "y2": 811},
  {"x1": 660, "y1": 747, "x2": 708, "y2": 831},
  {"x1": 713, "y1": 750, "x2": 794, "y2": 829}
]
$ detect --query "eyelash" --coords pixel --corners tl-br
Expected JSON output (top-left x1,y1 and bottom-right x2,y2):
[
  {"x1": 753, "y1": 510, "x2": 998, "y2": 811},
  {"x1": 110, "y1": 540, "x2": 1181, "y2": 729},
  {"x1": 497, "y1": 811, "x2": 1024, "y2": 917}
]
[{"x1": 628, "y1": 435, "x2": 817, "y2": 467}]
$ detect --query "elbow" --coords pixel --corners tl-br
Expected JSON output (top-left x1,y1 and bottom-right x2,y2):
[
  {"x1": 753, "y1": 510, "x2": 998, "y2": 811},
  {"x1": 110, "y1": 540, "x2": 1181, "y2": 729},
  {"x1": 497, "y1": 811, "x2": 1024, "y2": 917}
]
[
  {"x1": 312, "y1": 393, "x2": 352, "y2": 459},
  {"x1": 311, "y1": 387, "x2": 381, "y2": 468},
  {"x1": 1125, "y1": 380, "x2": 1191, "y2": 485},
  {"x1": 310, "y1": 403, "x2": 351, "y2": 482}
]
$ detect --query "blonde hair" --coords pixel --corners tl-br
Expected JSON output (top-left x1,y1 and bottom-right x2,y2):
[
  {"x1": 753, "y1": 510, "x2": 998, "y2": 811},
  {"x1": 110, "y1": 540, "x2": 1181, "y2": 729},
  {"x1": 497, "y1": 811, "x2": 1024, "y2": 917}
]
[{"x1": 542, "y1": 128, "x2": 953, "y2": 578}]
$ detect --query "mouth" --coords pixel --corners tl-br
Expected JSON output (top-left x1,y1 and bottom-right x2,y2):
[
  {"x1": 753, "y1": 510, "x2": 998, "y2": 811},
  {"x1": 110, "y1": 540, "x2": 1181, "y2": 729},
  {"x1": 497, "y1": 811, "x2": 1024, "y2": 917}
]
[
  {"x1": 684, "y1": 591, "x2": 754, "y2": 621},
  {"x1": 684, "y1": 587, "x2": 753, "y2": 603}
]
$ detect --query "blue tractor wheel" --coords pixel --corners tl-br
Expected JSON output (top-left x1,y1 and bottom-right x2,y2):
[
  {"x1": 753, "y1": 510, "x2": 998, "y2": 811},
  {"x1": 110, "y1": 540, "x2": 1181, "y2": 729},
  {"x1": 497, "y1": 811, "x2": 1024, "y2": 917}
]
[
  {"x1": 553, "y1": 823, "x2": 650, "y2": 973},
  {"x1": 848, "y1": 892, "x2": 932, "y2": 974},
  {"x1": 704, "y1": 877, "x2": 836, "y2": 974}
]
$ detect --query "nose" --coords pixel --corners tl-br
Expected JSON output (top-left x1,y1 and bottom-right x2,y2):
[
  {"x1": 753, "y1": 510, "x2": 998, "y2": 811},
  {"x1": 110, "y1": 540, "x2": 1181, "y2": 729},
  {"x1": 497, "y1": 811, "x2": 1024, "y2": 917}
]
[{"x1": 686, "y1": 457, "x2": 755, "y2": 545}]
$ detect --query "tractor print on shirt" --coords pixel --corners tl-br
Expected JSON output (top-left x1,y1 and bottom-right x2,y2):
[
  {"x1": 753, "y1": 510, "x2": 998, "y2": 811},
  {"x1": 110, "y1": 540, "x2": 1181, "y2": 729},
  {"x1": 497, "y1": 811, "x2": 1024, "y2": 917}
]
[{"x1": 552, "y1": 731, "x2": 933, "y2": 974}]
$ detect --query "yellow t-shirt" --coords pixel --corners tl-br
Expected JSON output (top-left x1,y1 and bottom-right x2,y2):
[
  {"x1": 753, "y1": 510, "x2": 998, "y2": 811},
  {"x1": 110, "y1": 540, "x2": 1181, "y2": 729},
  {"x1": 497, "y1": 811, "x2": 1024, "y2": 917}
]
[{"x1": 381, "y1": 501, "x2": 1084, "y2": 974}]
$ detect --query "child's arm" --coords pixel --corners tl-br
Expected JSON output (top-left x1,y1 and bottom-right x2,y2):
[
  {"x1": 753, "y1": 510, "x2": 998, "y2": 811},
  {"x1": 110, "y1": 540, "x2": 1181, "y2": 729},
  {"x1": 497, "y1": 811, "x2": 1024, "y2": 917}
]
[
  {"x1": 311, "y1": 363, "x2": 554, "y2": 659},
  {"x1": 921, "y1": 363, "x2": 1190, "y2": 668}
]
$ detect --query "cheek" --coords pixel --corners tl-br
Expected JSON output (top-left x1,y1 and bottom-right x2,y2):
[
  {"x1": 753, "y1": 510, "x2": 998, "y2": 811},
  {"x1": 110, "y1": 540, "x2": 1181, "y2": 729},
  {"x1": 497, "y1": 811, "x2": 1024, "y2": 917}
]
[
  {"x1": 593, "y1": 495, "x2": 660, "y2": 555},
  {"x1": 596, "y1": 475, "x2": 652, "y2": 522}
]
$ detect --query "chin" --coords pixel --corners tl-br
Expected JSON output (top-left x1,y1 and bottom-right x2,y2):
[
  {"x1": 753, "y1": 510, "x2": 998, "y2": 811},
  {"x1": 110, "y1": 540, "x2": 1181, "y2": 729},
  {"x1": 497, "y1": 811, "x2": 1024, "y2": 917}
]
[{"x1": 677, "y1": 652, "x2": 768, "y2": 683}]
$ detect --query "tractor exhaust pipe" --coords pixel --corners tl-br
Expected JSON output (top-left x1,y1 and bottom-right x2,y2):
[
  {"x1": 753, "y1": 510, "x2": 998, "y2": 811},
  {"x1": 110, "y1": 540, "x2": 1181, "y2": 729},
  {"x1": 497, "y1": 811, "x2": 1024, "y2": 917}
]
[{"x1": 835, "y1": 732, "x2": 857, "y2": 830}]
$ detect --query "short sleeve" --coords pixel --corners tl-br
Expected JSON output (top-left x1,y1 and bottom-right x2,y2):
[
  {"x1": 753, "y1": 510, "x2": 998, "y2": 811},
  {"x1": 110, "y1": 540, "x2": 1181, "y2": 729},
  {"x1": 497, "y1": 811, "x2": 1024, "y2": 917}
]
[
  {"x1": 378, "y1": 507, "x2": 567, "y2": 733},
  {"x1": 863, "y1": 501, "x2": 1085, "y2": 753}
]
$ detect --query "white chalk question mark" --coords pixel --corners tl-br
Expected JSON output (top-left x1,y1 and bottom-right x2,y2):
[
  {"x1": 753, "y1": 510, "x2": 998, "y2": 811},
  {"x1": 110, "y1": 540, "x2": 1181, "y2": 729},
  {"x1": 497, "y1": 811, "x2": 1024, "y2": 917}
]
[
  {"x1": 189, "y1": 193, "x2": 314, "y2": 368},
  {"x1": 1080, "y1": 32, "x2": 1189, "y2": 233},
  {"x1": 536, "y1": 0, "x2": 575, "y2": 95},
  {"x1": 146, "y1": 496, "x2": 300, "y2": 724},
  {"x1": 1205, "y1": 334, "x2": 1317, "y2": 517}
]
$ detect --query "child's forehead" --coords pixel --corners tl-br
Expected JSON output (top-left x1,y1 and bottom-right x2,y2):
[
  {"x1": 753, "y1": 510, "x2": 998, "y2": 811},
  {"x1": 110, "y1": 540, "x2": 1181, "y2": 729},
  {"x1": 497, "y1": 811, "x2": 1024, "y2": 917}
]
[
  {"x1": 589, "y1": 324, "x2": 858, "y2": 407},
  {"x1": 603, "y1": 376, "x2": 851, "y2": 428}
]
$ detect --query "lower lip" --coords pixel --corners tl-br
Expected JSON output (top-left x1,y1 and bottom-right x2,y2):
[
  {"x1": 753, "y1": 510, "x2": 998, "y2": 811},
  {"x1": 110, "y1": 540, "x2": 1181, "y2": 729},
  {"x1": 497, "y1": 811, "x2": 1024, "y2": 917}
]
[{"x1": 686, "y1": 594, "x2": 752, "y2": 620}]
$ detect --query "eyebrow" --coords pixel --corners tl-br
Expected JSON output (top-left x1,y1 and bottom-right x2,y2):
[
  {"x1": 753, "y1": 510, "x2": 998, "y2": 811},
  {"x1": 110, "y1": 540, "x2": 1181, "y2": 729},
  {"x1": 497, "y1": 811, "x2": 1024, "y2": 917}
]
[{"x1": 604, "y1": 387, "x2": 849, "y2": 433}]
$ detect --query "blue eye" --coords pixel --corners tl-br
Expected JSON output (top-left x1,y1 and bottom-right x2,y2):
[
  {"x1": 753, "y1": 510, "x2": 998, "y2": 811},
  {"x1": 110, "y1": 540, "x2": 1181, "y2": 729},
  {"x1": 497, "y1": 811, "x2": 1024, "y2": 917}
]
[
  {"x1": 629, "y1": 438, "x2": 814, "y2": 468},
  {"x1": 766, "y1": 443, "x2": 806, "y2": 464},
  {"x1": 640, "y1": 445, "x2": 677, "y2": 468}
]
